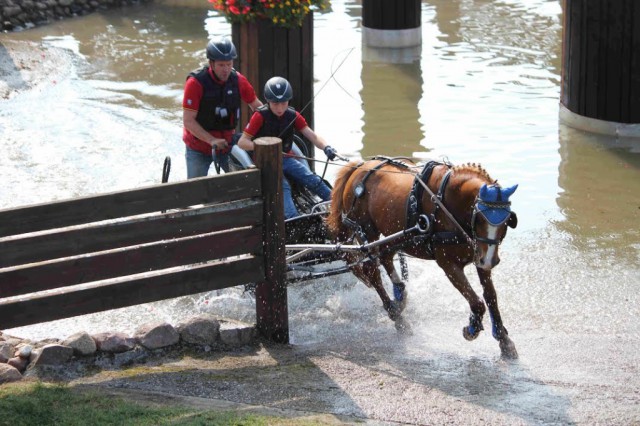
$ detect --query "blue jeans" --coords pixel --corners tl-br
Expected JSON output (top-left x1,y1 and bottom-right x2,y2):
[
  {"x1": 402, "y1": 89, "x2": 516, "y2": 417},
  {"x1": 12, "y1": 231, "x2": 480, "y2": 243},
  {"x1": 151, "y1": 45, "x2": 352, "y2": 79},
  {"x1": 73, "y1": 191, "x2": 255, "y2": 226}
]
[
  {"x1": 186, "y1": 146, "x2": 232, "y2": 178},
  {"x1": 282, "y1": 156, "x2": 331, "y2": 219},
  {"x1": 185, "y1": 146, "x2": 213, "y2": 179}
]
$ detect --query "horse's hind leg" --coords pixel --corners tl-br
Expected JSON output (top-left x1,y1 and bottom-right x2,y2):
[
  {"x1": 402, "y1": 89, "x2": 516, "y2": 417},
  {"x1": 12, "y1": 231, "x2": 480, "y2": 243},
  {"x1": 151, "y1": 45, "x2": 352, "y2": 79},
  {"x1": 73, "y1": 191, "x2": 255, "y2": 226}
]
[
  {"x1": 380, "y1": 251, "x2": 407, "y2": 313},
  {"x1": 439, "y1": 261, "x2": 487, "y2": 341},
  {"x1": 477, "y1": 268, "x2": 518, "y2": 359},
  {"x1": 358, "y1": 258, "x2": 409, "y2": 328}
]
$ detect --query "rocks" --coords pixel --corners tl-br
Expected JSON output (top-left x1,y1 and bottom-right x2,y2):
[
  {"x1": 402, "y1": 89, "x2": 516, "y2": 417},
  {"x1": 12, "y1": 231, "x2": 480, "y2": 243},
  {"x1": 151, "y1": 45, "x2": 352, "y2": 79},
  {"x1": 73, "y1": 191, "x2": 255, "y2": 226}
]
[
  {"x1": 0, "y1": 363, "x2": 22, "y2": 383},
  {"x1": 134, "y1": 321, "x2": 179, "y2": 350},
  {"x1": 93, "y1": 332, "x2": 136, "y2": 353},
  {"x1": 0, "y1": 342, "x2": 13, "y2": 363},
  {"x1": 0, "y1": 0, "x2": 154, "y2": 32},
  {"x1": 30, "y1": 344, "x2": 74, "y2": 366},
  {"x1": 0, "y1": 315, "x2": 256, "y2": 382},
  {"x1": 63, "y1": 332, "x2": 96, "y2": 356},
  {"x1": 7, "y1": 356, "x2": 28, "y2": 373},
  {"x1": 177, "y1": 314, "x2": 221, "y2": 345},
  {"x1": 220, "y1": 320, "x2": 256, "y2": 346}
]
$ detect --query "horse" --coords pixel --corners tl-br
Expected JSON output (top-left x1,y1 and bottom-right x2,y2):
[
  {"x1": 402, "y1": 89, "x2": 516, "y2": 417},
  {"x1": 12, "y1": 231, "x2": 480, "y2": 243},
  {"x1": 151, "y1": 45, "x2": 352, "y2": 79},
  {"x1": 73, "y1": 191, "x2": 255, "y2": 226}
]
[{"x1": 326, "y1": 157, "x2": 519, "y2": 359}]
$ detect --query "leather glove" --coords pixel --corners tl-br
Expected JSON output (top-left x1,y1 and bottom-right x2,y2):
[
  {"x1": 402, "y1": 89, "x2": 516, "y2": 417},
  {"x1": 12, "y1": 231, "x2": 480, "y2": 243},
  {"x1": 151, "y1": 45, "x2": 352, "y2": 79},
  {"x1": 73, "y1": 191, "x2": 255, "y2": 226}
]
[{"x1": 323, "y1": 145, "x2": 338, "y2": 161}]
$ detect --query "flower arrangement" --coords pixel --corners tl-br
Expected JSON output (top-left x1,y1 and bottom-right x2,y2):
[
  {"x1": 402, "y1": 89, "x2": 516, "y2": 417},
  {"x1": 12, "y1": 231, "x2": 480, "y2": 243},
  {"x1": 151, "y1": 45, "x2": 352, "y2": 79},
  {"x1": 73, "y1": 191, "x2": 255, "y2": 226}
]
[{"x1": 209, "y1": 0, "x2": 330, "y2": 28}]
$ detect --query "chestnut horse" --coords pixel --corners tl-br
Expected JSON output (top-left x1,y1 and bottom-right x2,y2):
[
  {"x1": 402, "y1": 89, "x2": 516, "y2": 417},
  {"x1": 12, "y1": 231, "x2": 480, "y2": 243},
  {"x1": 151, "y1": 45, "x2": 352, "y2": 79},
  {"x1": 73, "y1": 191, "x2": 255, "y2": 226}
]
[{"x1": 326, "y1": 158, "x2": 519, "y2": 359}]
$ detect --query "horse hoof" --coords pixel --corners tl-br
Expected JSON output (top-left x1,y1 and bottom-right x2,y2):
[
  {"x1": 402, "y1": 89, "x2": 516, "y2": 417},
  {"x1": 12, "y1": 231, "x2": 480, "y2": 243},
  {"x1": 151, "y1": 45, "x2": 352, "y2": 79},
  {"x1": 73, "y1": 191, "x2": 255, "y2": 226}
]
[
  {"x1": 463, "y1": 325, "x2": 481, "y2": 341},
  {"x1": 499, "y1": 338, "x2": 519, "y2": 360},
  {"x1": 395, "y1": 317, "x2": 413, "y2": 335},
  {"x1": 386, "y1": 301, "x2": 402, "y2": 321}
]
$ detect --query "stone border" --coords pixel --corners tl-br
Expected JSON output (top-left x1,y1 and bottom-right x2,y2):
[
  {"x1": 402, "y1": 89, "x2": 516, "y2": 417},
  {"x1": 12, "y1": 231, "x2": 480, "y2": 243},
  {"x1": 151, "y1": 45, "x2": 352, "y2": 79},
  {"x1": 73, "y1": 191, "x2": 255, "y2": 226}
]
[
  {"x1": 1, "y1": 0, "x2": 153, "y2": 32},
  {"x1": 0, "y1": 314, "x2": 256, "y2": 383}
]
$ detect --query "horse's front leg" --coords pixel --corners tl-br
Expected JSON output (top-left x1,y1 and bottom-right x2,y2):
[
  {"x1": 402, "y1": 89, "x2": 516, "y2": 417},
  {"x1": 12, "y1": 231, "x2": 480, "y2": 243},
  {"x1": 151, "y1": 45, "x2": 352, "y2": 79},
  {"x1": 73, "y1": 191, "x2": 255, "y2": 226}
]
[
  {"x1": 476, "y1": 268, "x2": 518, "y2": 359},
  {"x1": 438, "y1": 260, "x2": 486, "y2": 341}
]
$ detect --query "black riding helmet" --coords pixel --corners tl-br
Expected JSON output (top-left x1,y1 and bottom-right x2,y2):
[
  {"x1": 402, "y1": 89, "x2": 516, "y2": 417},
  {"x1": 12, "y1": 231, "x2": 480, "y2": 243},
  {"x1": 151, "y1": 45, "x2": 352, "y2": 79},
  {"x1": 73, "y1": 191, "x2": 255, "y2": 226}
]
[
  {"x1": 206, "y1": 37, "x2": 237, "y2": 61},
  {"x1": 264, "y1": 76, "x2": 293, "y2": 103}
]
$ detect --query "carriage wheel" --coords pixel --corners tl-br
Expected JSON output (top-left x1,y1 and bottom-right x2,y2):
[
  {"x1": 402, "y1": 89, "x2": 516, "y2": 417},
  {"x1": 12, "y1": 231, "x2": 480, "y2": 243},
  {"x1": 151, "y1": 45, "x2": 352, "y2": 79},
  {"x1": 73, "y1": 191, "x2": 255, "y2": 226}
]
[{"x1": 162, "y1": 156, "x2": 171, "y2": 183}]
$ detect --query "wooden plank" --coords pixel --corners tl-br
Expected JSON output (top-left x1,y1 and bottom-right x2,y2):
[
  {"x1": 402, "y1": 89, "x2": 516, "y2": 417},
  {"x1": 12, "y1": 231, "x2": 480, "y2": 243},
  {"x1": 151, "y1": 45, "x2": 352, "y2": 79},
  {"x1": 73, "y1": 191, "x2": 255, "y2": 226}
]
[
  {"x1": 0, "y1": 169, "x2": 260, "y2": 238},
  {"x1": 362, "y1": 0, "x2": 375, "y2": 28},
  {"x1": 233, "y1": 21, "x2": 260, "y2": 130},
  {"x1": 562, "y1": 0, "x2": 577, "y2": 110},
  {"x1": 618, "y1": 1, "x2": 632, "y2": 123},
  {"x1": 363, "y1": 0, "x2": 419, "y2": 30},
  {"x1": 583, "y1": 0, "x2": 600, "y2": 119},
  {"x1": 0, "y1": 256, "x2": 264, "y2": 330},
  {"x1": 632, "y1": 2, "x2": 640, "y2": 123},
  {"x1": 273, "y1": 25, "x2": 289, "y2": 79},
  {"x1": 301, "y1": 13, "x2": 314, "y2": 130},
  {"x1": 396, "y1": 0, "x2": 407, "y2": 29},
  {"x1": 0, "y1": 226, "x2": 262, "y2": 298},
  {"x1": 258, "y1": 19, "x2": 276, "y2": 98},
  {"x1": 0, "y1": 200, "x2": 263, "y2": 268}
]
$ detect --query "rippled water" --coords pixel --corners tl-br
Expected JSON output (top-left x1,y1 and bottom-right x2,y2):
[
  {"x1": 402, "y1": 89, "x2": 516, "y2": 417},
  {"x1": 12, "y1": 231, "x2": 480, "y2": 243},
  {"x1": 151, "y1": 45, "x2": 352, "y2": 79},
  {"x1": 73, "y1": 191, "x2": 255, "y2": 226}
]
[{"x1": 1, "y1": 2, "x2": 639, "y2": 419}]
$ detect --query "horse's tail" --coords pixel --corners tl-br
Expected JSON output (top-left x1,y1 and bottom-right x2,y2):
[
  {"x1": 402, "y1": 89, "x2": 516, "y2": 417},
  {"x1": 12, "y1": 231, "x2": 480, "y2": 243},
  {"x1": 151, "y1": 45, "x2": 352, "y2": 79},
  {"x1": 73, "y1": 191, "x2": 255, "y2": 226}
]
[{"x1": 326, "y1": 161, "x2": 360, "y2": 237}]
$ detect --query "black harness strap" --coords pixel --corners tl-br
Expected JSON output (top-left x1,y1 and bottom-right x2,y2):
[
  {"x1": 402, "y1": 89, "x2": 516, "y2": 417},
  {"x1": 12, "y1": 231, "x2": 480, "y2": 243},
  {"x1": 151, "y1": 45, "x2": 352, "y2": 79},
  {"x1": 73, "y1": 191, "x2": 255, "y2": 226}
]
[
  {"x1": 405, "y1": 160, "x2": 444, "y2": 229},
  {"x1": 404, "y1": 162, "x2": 470, "y2": 253}
]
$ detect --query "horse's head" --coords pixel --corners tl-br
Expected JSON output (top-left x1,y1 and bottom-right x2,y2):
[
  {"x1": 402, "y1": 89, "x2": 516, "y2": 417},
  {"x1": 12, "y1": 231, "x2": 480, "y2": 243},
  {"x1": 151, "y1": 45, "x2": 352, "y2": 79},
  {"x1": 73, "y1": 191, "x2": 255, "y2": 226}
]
[{"x1": 472, "y1": 183, "x2": 518, "y2": 270}]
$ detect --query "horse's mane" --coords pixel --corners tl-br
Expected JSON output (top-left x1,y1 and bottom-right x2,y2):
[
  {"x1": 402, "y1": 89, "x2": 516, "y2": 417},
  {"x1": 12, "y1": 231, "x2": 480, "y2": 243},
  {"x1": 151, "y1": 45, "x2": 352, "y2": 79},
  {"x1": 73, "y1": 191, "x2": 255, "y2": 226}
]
[{"x1": 451, "y1": 162, "x2": 497, "y2": 184}]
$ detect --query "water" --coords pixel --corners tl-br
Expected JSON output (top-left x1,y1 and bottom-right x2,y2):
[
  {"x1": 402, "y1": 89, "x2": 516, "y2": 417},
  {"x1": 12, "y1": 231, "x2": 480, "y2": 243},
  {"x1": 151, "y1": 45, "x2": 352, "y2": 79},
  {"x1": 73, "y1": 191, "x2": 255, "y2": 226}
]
[{"x1": 1, "y1": 1, "x2": 639, "y2": 421}]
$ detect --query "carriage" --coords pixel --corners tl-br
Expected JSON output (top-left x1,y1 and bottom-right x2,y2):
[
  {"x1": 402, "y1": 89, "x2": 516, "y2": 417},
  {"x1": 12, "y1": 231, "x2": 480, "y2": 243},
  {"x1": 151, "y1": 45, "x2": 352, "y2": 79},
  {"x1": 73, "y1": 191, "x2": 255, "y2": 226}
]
[{"x1": 162, "y1": 137, "x2": 409, "y2": 286}]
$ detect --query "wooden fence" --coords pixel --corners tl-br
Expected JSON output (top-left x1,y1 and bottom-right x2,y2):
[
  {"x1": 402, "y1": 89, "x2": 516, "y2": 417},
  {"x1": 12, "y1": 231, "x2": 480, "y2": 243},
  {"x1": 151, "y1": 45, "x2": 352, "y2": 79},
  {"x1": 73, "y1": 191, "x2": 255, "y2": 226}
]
[{"x1": 0, "y1": 139, "x2": 289, "y2": 343}]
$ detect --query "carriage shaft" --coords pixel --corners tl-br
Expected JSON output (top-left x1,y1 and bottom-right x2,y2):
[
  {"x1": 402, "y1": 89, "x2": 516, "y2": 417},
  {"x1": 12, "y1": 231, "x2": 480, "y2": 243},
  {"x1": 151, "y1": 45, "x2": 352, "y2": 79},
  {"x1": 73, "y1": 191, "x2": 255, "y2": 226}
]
[{"x1": 286, "y1": 216, "x2": 429, "y2": 255}]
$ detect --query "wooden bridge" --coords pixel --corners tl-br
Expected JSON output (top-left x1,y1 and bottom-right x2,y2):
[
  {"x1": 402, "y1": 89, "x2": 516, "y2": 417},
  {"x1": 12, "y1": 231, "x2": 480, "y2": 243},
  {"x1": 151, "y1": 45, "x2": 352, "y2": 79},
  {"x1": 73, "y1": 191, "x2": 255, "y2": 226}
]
[{"x1": 0, "y1": 139, "x2": 289, "y2": 343}]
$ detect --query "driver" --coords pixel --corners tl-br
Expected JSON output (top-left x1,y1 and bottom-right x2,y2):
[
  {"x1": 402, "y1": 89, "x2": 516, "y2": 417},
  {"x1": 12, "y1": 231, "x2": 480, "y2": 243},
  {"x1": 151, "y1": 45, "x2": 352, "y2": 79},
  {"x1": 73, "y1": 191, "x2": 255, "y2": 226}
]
[
  {"x1": 182, "y1": 37, "x2": 262, "y2": 178},
  {"x1": 237, "y1": 76, "x2": 339, "y2": 219}
]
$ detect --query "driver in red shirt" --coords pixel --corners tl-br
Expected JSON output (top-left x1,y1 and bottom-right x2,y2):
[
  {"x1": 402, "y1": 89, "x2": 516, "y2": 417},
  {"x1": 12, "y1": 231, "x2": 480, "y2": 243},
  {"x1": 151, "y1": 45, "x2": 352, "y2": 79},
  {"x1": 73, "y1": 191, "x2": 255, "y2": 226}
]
[{"x1": 182, "y1": 37, "x2": 262, "y2": 178}]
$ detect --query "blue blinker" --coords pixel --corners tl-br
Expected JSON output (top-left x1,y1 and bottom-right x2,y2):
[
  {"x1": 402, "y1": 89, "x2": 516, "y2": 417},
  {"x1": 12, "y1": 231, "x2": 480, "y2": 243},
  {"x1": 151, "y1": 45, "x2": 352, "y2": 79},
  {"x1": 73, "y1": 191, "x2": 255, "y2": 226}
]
[{"x1": 477, "y1": 184, "x2": 518, "y2": 225}]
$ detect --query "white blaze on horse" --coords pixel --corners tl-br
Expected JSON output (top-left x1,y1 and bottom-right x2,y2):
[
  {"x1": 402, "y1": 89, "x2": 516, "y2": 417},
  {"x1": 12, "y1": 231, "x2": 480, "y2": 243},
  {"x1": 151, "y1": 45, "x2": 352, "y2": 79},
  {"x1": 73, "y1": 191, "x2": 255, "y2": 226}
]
[{"x1": 326, "y1": 157, "x2": 519, "y2": 359}]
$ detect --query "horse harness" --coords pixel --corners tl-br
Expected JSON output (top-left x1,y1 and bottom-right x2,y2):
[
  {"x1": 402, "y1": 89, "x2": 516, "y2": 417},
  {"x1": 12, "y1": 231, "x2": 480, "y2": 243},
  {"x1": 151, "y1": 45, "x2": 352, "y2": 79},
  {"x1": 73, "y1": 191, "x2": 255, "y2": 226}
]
[
  {"x1": 405, "y1": 160, "x2": 470, "y2": 251},
  {"x1": 341, "y1": 157, "x2": 469, "y2": 256}
]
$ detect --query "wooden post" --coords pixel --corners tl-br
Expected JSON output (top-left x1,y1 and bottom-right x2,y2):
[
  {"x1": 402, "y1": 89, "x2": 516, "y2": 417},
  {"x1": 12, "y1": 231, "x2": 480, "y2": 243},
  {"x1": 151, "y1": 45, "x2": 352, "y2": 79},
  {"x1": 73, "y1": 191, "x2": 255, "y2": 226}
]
[
  {"x1": 253, "y1": 137, "x2": 288, "y2": 343},
  {"x1": 232, "y1": 14, "x2": 315, "y2": 159},
  {"x1": 362, "y1": 0, "x2": 421, "y2": 48},
  {"x1": 560, "y1": 0, "x2": 640, "y2": 137}
]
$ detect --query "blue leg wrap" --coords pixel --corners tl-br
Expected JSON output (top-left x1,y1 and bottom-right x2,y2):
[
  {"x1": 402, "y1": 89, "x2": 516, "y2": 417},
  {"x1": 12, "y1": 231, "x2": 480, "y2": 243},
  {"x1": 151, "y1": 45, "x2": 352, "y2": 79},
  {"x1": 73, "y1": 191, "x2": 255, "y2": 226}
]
[
  {"x1": 467, "y1": 313, "x2": 484, "y2": 338},
  {"x1": 393, "y1": 282, "x2": 405, "y2": 302},
  {"x1": 489, "y1": 311, "x2": 499, "y2": 340}
]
